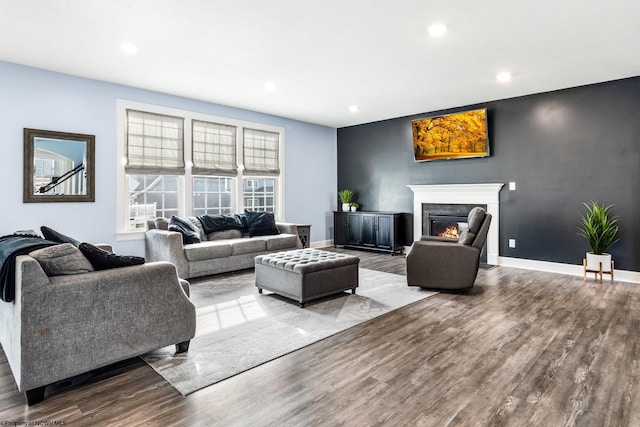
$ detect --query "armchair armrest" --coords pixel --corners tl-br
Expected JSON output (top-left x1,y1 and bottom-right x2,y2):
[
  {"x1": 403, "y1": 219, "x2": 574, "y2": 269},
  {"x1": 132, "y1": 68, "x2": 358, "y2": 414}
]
[
  {"x1": 145, "y1": 229, "x2": 189, "y2": 278},
  {"x1": 406, "y1": 241, "x2": 480, "y2": 290}
]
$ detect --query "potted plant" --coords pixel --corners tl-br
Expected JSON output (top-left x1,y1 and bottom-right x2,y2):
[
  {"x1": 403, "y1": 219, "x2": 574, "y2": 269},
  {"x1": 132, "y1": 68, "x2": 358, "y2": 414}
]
[
  {"x1": 338, "y1": 189, "x2": 354, "y2": 212},
  {"x1": 578, "y1": 201, "x2": 620, "y2": 273},
  {"x1": 350, "y1": 202, "x2": 359, "y2": 212}
]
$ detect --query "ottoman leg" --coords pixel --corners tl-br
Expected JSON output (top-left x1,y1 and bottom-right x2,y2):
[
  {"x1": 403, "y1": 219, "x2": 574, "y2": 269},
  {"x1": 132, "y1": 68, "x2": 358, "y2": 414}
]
[
  {"x1": 299, "y1": 301, "x2": 306, "y2": 308},
  {"x1": 258, "y1": 288, "x2": 263, "y2": 294},
  {"x1": 351, "y1": 288, "x2": 356, "y2": 294}
]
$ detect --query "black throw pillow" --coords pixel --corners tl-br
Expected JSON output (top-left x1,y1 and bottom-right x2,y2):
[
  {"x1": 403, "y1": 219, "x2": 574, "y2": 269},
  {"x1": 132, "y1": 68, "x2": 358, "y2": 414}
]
[
  {"x1": 197, "y1": 214, "x2": 245, "y2": 234},
  {"x1": 168, "y1": 216, "x2": 201, "y2": 244},
  {"x1": 78, "y1": 242, "x2": 145, "y2": 271},
  {"x1": 40, "y1": 226, "x2": 80, "y2": 247},
  {"x1": 244, "y1": 210, "x2": 280, "y2": 237}
]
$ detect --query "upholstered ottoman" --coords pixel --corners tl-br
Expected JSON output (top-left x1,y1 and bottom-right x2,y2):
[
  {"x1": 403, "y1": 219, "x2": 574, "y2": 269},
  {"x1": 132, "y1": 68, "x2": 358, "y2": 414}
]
[{"x1": 254, "y1": 249, "x2": 360, "y2": 307}]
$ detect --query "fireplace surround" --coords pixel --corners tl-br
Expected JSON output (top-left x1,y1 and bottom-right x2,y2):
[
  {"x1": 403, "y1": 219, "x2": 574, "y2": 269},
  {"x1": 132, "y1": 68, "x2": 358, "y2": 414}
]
[{"x1": 408, "y1": 183, "x2": 504, "y2": 264}]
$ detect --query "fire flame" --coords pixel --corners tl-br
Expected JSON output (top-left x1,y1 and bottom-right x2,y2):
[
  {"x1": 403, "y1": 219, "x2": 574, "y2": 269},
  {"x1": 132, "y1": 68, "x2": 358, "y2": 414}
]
[{"x1": 439, "y1": 226, "x2": 460, "y2": 238}]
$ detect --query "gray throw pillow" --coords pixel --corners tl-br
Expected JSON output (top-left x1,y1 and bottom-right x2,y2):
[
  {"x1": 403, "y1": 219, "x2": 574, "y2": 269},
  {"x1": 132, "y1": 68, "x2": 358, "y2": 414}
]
[
  {"x1": 29, "y1": 243, "x2": 94, "y2": 276},
  {"x1": 154, "y1": 217, "x2": 170, "y2": 230}
]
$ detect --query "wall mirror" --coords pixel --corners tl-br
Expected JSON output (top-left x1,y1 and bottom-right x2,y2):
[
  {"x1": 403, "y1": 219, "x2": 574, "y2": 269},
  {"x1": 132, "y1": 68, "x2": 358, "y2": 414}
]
[{"x1": 23, "y1": 128, "x2": 95, "y2": 203}]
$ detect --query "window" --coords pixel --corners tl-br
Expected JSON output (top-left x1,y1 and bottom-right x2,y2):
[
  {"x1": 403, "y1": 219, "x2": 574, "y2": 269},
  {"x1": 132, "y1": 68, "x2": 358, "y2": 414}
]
[
  {"x1": 117, "y1": 100, "x2": 284, "y2": 236},
  {"x1": 193, "y1": 176, "x2": 232, "y2": 216},
  {"x1": 128, "y1": 175, "x2": 179, "y2": 229},
  {"x1": 243, "y1": 178, "x2": 275, "y2": 212}
]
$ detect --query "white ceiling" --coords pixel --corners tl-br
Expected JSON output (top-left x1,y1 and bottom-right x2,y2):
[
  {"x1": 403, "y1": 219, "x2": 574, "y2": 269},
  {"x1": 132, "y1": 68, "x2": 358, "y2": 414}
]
[{"x1": 1, "y1": 0, "x2": 639, "y2": 128}]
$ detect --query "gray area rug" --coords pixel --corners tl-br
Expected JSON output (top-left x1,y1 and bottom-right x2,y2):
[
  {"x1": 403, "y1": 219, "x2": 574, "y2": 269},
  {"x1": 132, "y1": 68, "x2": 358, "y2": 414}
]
[{"x1": 142, "y1": 268, "x2": 437, "y2": 396}]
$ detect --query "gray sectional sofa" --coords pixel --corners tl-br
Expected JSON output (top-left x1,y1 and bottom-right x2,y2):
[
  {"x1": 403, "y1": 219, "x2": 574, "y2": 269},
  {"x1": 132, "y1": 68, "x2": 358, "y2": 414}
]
[{"x1": 145, "y1": 216, "x2": 301, "y2": 279}]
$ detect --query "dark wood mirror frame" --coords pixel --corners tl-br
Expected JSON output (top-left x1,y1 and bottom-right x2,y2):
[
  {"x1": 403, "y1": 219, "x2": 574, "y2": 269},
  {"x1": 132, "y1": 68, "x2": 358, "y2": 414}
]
[{"x1": 23, "y1": 128, "x2": 95, "y2": 203}]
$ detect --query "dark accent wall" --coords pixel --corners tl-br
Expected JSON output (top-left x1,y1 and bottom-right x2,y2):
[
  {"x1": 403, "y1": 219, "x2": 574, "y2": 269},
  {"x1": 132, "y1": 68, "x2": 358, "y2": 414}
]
[{"x1": 337, "y1": 76, "x2": 640, "y2": 271}]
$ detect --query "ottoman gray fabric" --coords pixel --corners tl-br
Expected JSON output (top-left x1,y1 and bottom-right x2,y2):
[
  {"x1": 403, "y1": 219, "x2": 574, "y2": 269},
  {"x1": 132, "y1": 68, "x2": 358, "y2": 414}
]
[{"x1": 255, "y1": 249, "x2": 360, "y2": 307}]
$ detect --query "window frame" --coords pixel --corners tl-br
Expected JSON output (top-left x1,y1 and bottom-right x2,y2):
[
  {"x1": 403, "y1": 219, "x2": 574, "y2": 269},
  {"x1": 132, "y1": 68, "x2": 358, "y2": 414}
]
[{"x1": 116, "y1": 99, "x2": 285, "y2": 240}]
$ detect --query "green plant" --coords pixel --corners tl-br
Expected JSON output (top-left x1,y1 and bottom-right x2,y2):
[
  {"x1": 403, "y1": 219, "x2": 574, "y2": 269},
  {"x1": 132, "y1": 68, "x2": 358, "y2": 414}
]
[
  {"x1": 338, "y1": 189, "x2": 353, "y2": 204},
  {"x1": 350, "y1": 202, "x2": 359, "y2": 208},
  {"x1": 577, "y1": 201, "x2": 620, "y2": 255}
]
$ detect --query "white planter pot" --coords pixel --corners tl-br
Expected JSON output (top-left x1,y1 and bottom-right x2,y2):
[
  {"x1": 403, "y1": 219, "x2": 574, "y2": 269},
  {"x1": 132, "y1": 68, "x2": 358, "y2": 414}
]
[
  {"x1": 342, "y1": 203, "x2": 350, "y2": 212},
  {"x1": 350, "y1": 206, "x2": 357, "y2": 211},
  {"x1": 586, "y1": 252, "x2": 612, "y2": 272}
]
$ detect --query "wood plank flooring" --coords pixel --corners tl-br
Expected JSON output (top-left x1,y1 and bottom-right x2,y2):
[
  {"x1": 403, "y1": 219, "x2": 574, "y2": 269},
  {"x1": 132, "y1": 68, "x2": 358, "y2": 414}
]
[{"x1": 1, "y1": 248, "x2": 640, "y2": 426}]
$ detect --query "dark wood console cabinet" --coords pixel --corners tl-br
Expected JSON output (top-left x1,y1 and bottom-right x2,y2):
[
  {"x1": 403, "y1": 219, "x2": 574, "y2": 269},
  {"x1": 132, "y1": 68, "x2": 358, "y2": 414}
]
[{"x1": 333, "y1": 211, "x2": 404, "y2": 255}]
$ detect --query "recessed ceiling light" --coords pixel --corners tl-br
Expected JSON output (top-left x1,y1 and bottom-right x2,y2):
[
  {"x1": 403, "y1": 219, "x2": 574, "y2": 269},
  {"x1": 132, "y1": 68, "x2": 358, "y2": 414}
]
[
  {"x1": 264, "y1": 82, "x2": 277, "y2": 91},
  {"x1": 120, "y1": 42, "x2": 138, "y2": 54},
  {"x1": 348, "y1": 105, "x2": 359, "y2": 113},
  {"x1": 428, "y1": 23, "x2": 447, "y2": 37},
  {"x1": 496, "y1": 71, "x2": 512, "y2": 83}
]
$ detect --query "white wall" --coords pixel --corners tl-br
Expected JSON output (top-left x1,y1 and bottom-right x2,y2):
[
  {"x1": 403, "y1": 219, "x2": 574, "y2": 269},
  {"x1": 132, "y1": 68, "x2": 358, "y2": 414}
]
[{"x1": 0, "y1": 61, "x2": 337, "y2": 256}]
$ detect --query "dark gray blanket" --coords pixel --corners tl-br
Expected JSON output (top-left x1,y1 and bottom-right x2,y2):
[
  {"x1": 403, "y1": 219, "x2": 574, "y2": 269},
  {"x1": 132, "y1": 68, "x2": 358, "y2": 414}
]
[{"x1": 0, "y1": 234, "x2": 56, "y2": 302}]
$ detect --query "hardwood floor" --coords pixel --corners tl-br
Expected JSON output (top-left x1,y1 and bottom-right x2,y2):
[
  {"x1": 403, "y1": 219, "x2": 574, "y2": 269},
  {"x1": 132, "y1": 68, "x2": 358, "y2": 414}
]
[{"x1": 2, "y1": 248, "x2": 640, "y2": 426}]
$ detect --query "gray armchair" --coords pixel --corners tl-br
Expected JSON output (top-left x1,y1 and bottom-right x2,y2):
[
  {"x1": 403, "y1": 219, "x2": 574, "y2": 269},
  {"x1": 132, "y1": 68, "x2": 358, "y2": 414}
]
[{"x1": 406, "y1": 207, "x2": 492, "y2": 291}]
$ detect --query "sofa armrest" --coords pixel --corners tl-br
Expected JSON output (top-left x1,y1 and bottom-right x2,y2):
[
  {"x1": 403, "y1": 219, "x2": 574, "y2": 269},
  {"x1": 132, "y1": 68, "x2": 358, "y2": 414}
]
[
  {"x1": 15, "y1": 255, "x2": 50, "y2": 297},
  {"x1": 276, "y1": 223, "x2": 302, "y2": 248},
  {"x1": 145, "y1": 229, "x2": 189, "y2": 278}
]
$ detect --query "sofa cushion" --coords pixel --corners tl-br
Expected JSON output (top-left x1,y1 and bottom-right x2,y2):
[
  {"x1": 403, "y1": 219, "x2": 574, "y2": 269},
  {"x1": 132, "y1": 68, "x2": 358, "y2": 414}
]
[
  {"x1": 260, "y1": 234, "x2": 299, "y2": 251},
  {"x1": 230, "y1": 238, "x2": 267, "y2": 255},
  {"x1": 79, "y1": 242, "x2": 145, "y2": 271},
  {"x1": 244, "y1": 210, "x2": 280, "y2": 237},
  {"x1": 169, "y1": 216, "x2": 201, "y2": 244},
  {"x1": 207, "y1": 229, "x2": 243, "y2": 241},
  {"x1": 29, "y1": 243, "x2": 94, "y2": 276},
  {"x1": 40, "y1": 226, "x2": 80, "y2": 246},
  {"x1": 184, "y1": 241, "x2": 233, "y2": 261}
]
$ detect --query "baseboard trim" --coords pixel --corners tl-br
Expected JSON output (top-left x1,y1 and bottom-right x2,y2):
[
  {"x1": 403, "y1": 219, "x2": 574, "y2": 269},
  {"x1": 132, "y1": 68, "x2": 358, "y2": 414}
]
[{"x1": 498, "y1": 256, "x2": 640, "y2": 284}]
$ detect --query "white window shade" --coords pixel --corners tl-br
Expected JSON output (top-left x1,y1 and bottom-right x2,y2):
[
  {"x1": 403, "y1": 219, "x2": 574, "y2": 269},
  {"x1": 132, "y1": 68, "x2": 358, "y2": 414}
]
[
  {"x1": 126, "y1": 110, "x2": 185, "y2": 174},
  {"x1": 192, "y1": 120, "x2": 237, "y2": 176},
  {"x1": 243, "y1": 128, "x2": 280, "y2": 175}
]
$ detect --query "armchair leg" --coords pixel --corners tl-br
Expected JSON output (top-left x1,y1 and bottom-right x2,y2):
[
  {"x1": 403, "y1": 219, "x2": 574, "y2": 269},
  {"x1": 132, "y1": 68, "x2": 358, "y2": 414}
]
[
  {"x1": 176, "y1": 340, "x2": 190, "y2": 353},
  {"x1": 25, "y1": 386, "x2": 46, "y2": 405}
]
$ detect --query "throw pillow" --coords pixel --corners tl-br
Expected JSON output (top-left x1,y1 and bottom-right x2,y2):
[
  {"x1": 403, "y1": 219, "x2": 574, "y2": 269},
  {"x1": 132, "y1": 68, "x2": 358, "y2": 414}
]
[
  {"x1": 40, "y1": 226, "x2": 80, "y2": 246},
  {"x1": 197, "y1": 214, "x2": 245, "y2": 234},
  {"x1": 29, "y1": 243, "x2": 94, "y2": 276},
  {"x1": 154, "y1": 217, "x2": 170, "y2": 230},
  {"x1": 79, "y1": 242, "x2": 145, "y2": 271},
  {"x1": 244, "y1": 210, "x2": 280, "y2": 237},
  {"x1": 168, "y1": 216, "x2": 201, "y2": 244}
]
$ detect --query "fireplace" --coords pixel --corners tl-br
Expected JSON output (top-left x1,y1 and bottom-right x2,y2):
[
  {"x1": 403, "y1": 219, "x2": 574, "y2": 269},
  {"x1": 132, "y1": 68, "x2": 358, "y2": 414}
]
[
  {"x1": 429, "y1": 215, "x2": 468, "y2": 239},
  {"x1": 408, "y1": 183, "x2": 504, "y2": 265},
  {"x1": 423, "y1": 202, "x2": 487, "y2": 262},
  {"x1": 422, "y1": 203, "x2": 481, "y2": 239}
]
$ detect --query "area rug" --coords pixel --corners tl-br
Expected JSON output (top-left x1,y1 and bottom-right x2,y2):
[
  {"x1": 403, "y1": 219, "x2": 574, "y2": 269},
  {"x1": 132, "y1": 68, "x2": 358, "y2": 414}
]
[{"x1": 141, "y1": 268, "x2": 437, "y2": 395}]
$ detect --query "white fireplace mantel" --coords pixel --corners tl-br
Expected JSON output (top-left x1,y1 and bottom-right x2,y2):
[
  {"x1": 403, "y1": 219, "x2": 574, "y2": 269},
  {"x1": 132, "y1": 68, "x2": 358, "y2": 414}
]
[{"x1": 408, "y1": 183, "x2": 504, "y2": 264}]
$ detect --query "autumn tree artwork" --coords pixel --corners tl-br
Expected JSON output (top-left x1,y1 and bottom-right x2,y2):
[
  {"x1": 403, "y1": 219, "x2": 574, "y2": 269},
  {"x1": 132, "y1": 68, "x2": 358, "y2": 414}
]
[{"x1": 412, "y1": 109, "x2": 489, "y2": 162}]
